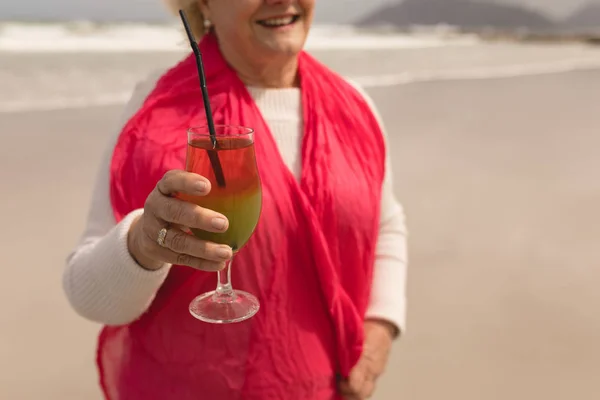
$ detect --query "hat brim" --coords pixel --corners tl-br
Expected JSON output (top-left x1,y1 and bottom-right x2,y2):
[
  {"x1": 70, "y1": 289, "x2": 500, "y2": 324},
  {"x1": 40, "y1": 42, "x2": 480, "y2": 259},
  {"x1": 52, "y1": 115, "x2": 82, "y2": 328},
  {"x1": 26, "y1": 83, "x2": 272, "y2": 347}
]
[{"x1": 162, "y1": 0, "x2": 179, "y2": 14}]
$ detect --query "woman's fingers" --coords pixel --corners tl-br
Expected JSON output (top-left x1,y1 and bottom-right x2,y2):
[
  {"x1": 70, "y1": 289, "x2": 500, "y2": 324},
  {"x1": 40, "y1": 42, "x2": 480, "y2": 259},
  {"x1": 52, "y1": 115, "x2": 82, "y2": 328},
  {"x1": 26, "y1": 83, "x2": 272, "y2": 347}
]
[
  {"x1": 142, "y1": 218, "x2": 232, "y2": 262},
  {"x1": 153, "y1": 195, "x2": 229, "y2": 233},
  {"x1": 144, "y1": 170, "x2": 229, "y2": 233},
  {"x1": 136, "y1": 226, "x2": 227, "y2": 272},
  {"x1": 150, "y1": 243, "x2": 227, "y2": 272},
  {"x1": 132, "y1": 169, "x2": 232, "y2": 271},
  {"x1": 156, "y1": 170, "x2": 211, "y2": 197}
]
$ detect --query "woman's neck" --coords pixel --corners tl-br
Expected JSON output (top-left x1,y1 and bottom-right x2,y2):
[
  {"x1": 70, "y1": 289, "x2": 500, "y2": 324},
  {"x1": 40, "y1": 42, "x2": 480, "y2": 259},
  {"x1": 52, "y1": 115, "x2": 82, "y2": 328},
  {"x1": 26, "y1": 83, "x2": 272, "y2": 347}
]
[{"x1": 219, "y1": 43, "x2": 300, "y2": 88}]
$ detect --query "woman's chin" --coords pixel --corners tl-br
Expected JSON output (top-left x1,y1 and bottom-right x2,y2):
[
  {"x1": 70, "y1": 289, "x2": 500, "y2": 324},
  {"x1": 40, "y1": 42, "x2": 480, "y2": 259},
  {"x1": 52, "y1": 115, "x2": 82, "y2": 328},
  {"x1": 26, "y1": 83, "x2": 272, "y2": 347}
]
[{"x1": 259, "y1": 37, "x2": 307, "y2": 56}]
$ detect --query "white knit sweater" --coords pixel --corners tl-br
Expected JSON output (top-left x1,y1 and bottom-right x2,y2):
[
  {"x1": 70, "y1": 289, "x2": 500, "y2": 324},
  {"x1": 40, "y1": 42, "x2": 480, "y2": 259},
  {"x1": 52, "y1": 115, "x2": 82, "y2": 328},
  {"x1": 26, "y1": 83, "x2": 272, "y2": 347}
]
[{"x1": 63, "y1": 71, "x2": 408, "y2": 332}]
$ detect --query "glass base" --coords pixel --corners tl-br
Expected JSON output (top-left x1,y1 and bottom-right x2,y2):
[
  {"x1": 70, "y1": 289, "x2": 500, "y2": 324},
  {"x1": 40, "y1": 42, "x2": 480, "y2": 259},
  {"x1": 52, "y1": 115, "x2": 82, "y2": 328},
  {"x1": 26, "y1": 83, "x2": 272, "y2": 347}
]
[{"x1": 189, "y1": 290, "x2": 260, "y2": 324}]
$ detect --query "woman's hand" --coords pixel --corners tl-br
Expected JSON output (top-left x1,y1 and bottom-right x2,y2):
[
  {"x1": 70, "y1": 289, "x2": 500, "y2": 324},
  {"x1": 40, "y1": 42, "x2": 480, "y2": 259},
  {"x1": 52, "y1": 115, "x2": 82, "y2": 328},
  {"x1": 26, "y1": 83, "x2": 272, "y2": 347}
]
[
  {"x1": 339, "y1": 319, "x2": 396, "y2": 399},
  {"x1": 127, "y1": 170, "x2": 233, "y2": 271}
]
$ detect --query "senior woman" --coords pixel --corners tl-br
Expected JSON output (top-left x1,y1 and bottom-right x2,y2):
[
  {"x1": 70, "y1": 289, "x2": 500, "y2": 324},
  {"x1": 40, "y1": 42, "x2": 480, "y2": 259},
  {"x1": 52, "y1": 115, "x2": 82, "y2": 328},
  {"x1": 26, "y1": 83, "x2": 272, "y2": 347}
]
[{"x1": 63, "y1": 0, "x2": 408, "y2": 399}]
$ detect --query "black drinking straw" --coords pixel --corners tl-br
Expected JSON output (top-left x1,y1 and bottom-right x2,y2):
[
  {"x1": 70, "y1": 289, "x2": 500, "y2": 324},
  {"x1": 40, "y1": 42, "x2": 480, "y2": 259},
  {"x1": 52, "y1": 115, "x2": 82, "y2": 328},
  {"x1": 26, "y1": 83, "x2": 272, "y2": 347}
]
[{"x1": 179, "y1": 10, "x2": 226, "y2": 187}]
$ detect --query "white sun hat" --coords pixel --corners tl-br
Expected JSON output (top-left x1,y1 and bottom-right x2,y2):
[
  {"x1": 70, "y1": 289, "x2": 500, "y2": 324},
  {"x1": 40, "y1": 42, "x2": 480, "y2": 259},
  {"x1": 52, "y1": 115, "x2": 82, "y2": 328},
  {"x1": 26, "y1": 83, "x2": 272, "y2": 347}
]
[{"x1": 162, "y1": 0, "x2": 187, "y2": 14}]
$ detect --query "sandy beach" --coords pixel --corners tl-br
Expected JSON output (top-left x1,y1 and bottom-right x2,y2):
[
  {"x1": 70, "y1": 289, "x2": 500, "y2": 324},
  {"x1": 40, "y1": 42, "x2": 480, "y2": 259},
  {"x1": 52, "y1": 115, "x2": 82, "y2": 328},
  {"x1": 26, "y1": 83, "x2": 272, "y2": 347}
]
[{"x1": 1, "y1": 39, "x2": 599, "y2": 399}]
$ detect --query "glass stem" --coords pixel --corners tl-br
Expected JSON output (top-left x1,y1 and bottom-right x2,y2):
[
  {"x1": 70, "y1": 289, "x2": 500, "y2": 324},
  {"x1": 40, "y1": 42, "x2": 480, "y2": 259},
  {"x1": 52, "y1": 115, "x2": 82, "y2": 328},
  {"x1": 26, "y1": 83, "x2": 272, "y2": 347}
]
[{"x1": 215, "y1": 256, "x2": 234, "y2": 300}]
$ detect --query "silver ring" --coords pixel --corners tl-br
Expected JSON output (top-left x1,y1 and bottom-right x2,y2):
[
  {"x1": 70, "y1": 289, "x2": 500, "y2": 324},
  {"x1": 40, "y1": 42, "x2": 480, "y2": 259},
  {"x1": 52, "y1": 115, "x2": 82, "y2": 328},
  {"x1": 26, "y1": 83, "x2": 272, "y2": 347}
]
[{"x1": 157, "y1": 228, "x2": 168, "y2": 247}]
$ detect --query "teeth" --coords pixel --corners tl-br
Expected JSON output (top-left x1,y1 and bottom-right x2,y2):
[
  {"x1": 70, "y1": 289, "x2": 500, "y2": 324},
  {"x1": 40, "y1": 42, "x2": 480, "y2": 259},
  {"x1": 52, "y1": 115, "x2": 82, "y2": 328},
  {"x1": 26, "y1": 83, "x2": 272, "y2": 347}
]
[{"x1": 260, "y1": 17, "x2": 295, "y2": 27}]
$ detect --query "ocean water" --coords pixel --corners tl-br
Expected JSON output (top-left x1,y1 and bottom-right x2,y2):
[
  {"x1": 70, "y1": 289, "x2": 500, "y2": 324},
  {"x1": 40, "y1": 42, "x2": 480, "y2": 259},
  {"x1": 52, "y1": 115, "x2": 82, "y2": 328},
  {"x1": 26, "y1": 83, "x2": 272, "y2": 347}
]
[
  {"x1": 1, "y1": 22, "x2": 600, "y2": 113},
  {"x1": 0, "y1": 22, "x2": 477, "y2": 52}
]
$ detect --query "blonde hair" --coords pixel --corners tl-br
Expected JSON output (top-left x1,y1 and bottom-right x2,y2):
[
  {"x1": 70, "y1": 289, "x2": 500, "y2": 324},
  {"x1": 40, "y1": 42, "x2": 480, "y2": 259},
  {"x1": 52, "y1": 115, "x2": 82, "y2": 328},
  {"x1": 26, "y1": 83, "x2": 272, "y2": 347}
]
[{"x1": 163, "y1": 0, "x2": 209, "y2": 39}]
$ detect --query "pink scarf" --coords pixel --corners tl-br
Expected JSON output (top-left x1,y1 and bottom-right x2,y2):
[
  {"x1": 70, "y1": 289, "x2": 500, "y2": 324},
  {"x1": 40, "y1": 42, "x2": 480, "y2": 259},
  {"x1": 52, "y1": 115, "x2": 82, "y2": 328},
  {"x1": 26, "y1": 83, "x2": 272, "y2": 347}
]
[{"x1": 101, "y1": 32, "x2": 386, "y2": 399}]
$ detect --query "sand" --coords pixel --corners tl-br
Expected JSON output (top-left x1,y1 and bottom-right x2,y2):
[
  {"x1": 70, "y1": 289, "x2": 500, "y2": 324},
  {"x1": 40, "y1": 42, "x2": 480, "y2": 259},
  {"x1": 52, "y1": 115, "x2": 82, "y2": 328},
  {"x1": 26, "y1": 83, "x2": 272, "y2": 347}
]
[{"x1": 0, "y1": 59, "x2": 599, "y2": 399}]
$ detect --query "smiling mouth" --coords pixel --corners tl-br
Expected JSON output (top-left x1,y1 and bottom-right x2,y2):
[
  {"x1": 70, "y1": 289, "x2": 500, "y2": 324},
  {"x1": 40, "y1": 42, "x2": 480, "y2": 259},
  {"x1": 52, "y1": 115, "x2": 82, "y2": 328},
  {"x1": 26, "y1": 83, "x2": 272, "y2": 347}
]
[{"x1": 256, "y1": 15, "x2": 300, "y2": 28}]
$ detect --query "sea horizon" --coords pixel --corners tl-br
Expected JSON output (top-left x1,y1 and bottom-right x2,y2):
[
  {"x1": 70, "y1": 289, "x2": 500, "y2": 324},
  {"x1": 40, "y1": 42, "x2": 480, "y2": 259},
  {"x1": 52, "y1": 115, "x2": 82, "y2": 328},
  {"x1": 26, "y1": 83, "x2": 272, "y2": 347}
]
[{"x1": 0, "y1": 21, "x2": 484, "y2": 54}]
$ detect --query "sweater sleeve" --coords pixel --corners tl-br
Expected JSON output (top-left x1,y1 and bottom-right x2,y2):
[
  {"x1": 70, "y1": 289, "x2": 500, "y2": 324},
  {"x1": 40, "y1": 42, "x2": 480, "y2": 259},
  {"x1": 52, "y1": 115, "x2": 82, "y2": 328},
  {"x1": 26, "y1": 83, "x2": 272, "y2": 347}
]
[
  {"x1": 347, "y1": 79, "x2": 409, "y2": 335},
  {"x1": 62, "y1": 72, "x2": 172, "y2": 326},
  {"x1": 365, "y1": 146, "x2": 409, "y2": 334}
]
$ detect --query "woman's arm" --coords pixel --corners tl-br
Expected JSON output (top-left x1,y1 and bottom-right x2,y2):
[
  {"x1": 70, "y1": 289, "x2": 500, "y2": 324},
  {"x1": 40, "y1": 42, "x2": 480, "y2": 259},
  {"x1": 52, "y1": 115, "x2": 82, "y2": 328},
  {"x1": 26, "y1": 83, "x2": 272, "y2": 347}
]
[
  {"x1": 347, "y1": 79, "x2": 409, "y2": 336},
  {"x1": 340, "y1": 80, "x2": 408, "y2": 400},
  {"x1": 63, "y1": 72, "x2": 172, "y2": 326},
  {"x1": 366, "y1": 153, "x2": 408, "y2": 336}
]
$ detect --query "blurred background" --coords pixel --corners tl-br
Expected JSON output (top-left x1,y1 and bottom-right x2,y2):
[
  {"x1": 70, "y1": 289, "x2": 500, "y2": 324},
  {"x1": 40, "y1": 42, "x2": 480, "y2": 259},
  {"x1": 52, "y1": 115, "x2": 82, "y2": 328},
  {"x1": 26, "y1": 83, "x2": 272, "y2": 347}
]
[{"x1": 1, "y1": 0, "x2": 599, "y2": 399}]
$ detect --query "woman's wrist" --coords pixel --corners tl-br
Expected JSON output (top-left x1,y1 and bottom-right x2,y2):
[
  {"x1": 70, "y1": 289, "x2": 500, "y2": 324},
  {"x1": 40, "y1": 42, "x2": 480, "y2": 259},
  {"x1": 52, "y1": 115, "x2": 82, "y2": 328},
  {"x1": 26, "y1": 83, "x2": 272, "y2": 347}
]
[
  {"x1": 365, "y1": 317, "x2": 401, "y2": 340},
  {"x1": 127, "y1": 215, "x2": 165, "y2": 271}
]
